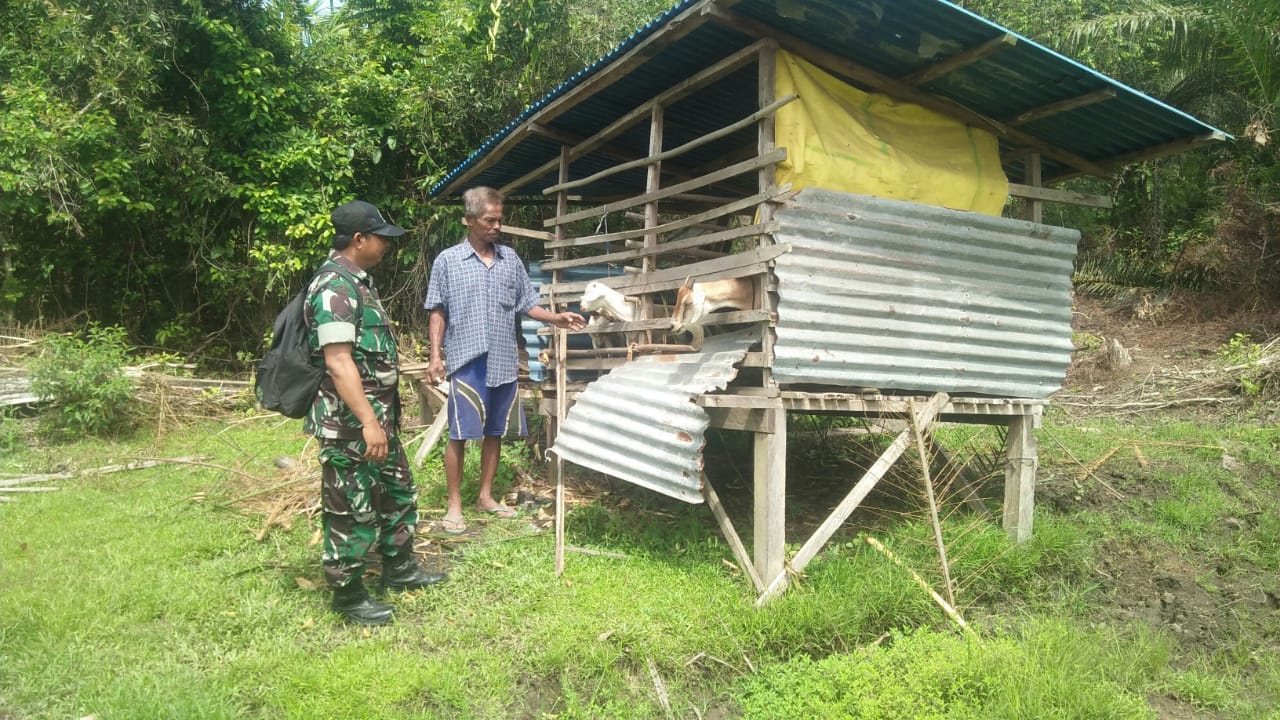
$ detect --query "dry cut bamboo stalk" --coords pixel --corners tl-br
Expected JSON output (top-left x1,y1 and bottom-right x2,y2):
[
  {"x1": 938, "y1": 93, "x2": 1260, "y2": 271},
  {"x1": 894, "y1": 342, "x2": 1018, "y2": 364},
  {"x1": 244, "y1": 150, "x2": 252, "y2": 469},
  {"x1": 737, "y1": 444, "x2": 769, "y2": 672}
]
[{"x1": 865, "y1": 535, "x2": 974, "y2": 636}]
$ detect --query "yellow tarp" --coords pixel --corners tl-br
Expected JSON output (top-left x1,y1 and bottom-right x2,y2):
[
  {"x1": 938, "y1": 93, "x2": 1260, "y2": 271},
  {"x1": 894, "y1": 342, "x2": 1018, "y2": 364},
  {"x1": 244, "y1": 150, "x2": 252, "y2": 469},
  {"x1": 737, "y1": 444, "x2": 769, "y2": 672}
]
[{"x1": 775, "y1": 51, "x2": 1008, "y2": 216}]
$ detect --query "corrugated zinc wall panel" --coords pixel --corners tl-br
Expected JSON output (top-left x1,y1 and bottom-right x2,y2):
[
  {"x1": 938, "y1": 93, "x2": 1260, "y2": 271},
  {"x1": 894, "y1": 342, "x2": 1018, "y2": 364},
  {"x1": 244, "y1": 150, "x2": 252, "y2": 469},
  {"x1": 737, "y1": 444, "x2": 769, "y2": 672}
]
[
  {"x1": 549, "y1": 328, "x2": 759, "y2": 503},
  {"x1": 772, "y1": 189, "x2": 1079, "y2": 398}
]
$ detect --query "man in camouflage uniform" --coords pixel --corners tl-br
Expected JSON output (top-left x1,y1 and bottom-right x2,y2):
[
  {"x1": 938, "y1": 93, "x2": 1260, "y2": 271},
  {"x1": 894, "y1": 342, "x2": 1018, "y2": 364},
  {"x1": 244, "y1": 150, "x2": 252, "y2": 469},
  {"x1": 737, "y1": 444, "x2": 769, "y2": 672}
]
[{"x1": 305, "y1": 200, "x2": 445, "y2": 626}]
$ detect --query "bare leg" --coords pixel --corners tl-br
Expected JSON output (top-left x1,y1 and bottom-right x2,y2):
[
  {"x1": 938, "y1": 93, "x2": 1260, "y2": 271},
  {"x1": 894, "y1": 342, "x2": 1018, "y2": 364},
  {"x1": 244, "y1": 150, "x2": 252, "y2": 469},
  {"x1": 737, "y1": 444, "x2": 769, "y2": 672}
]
[
  {"x1": 444, "y1": 438, "x2": 467, "y2": 520},
  {"x1": 475, "y1": 435, "x2": 503, "y2": 510}
]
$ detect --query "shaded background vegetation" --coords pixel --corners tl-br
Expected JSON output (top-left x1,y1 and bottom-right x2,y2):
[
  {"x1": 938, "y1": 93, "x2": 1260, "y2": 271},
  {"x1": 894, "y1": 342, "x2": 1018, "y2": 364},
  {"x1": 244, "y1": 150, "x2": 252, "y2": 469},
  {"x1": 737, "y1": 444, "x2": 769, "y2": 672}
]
[{"x1": 1, "y1": 0, "x2": 1276, "y2": 367}]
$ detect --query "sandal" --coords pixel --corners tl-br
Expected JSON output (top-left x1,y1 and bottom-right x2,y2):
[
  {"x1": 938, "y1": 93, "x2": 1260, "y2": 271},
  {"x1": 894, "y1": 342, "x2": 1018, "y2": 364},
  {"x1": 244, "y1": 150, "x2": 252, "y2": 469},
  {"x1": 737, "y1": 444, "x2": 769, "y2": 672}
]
[
  {"x1": 439, "y1": 515, "x2": 467, "y2": 534},
  {"x1": 477, "y1": 503, "x2": 519, "y2": 519}
]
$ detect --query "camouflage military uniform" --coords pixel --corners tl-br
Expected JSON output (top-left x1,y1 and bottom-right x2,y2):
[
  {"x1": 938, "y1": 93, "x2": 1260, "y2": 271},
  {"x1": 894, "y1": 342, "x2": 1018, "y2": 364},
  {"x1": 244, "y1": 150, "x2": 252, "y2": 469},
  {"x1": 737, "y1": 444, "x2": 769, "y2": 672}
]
[{"x1": 304, "y1": 252, "x2": 417, "y2": 589}]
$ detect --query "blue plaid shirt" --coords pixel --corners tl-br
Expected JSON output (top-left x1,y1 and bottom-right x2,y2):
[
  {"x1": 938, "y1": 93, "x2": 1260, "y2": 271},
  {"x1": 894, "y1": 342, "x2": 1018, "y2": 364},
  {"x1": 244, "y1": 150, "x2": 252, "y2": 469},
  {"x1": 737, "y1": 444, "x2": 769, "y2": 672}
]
[{"x1": 423, "y1": 239, "x2": 540, "y2": 386}]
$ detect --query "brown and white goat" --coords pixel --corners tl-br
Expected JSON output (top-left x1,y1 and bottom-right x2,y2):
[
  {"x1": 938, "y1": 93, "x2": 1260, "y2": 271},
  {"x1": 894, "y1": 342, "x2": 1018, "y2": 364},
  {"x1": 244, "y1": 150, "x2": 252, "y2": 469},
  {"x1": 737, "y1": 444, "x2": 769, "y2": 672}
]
[
  {"x1": 579, "y1": 280, "x2": 638, "y2": 349},
  {"x1": 671, "y1": 276, "x2": 756, "y2": 349}
]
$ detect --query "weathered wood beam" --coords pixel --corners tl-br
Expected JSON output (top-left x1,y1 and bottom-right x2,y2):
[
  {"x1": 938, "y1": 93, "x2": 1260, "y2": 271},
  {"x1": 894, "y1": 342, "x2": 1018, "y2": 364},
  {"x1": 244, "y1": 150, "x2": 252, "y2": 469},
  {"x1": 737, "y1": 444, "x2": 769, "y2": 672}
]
[
  {"x1": 756, "y1": 393, "x2": 949, "y2": 604},
  {"x1": 543, "y1": 147, "x2": 787, "y2": 227},
  {"x1": 1022, "y1": 152, "x2": 1043, "y2": 223},
  {"x1": 710, "y1": 9, "x2": 1110, "y2": 178},
  {"x1": 902, "y1": 33, "x2": 1016, "y2": 87},
  {"x1": 543, "y1": 94, "x2": 797, "y2": 195},
  {"x1": 501, "y1": 224, "x2": 555, "y2": 242},
  {"x1": 517, "y1": 123, "x2": 694, "y2": 188},
  {"x1": 1045, "y1": 130, "x2": 1229, "y2": 184},
  {"x1": 1007, "y1": 182, "x2": 1112, "y2": 209},
  {"x1": 541, "y1": 243, "x2": 786, "y2": 297},
  {"x1": 541, "y1": 220, "x2": 777, "y2": 271},
  {"x1": 1006, "y1": 88, "x2": 1115, "y2": 127},
  {"x1": 548, "y1": 186, "x2": 789, "y2": 249}
]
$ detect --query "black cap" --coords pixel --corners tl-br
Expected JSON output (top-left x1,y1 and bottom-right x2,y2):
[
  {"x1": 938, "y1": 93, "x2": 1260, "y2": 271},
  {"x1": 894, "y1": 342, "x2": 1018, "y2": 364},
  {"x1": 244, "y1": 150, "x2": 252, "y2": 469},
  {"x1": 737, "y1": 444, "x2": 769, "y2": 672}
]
[{"x1": 331, "y1": 200, "x2": 407, "y2": 238}]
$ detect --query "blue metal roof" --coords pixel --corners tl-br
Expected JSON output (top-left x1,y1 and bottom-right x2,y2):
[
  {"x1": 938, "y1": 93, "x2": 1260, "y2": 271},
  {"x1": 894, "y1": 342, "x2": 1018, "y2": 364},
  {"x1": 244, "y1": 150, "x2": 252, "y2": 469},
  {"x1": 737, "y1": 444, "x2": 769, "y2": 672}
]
[{"x1": 430, "y1": 0, "x2": 1227, "y2": 200}]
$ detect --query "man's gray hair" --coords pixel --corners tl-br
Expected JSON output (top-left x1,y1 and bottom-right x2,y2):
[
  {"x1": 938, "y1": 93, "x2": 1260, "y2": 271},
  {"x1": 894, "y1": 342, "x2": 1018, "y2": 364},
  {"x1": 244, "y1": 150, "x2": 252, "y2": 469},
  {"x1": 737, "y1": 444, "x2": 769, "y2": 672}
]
[{"x1": 462, "y1": 186, "x2": 504, "y2": 218}]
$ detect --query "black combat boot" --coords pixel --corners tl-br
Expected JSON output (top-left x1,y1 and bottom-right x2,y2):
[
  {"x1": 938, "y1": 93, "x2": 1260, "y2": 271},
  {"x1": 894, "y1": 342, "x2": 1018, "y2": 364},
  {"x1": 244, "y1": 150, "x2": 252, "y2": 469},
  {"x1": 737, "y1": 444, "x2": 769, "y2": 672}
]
[
  {"x1": 331, "y1": 579, "x2": 394, "y2": 626},
  {"x1": 380, "y1": 551, "x2": 447, "y2": 593}
]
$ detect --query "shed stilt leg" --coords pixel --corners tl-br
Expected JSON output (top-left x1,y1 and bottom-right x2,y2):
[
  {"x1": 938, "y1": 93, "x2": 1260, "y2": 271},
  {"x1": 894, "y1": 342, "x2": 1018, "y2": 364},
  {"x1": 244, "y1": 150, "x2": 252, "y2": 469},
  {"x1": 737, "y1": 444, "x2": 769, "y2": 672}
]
[
  {"x1": 1003, "y1": 414, "x2": 1037, "y2": 543},
  {"x1": 753, "y1": 408, "x2": 786, "y2": 589}
]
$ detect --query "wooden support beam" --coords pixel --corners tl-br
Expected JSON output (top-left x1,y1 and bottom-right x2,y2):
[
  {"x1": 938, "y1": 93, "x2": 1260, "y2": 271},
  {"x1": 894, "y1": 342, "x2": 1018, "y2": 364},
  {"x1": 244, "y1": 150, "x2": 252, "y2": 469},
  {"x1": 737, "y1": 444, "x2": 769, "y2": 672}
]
[
  {"x1": 544, "y1": 309, "x2": 772, "y2": 337},
  {"x1": 543, "y1": 95, "x2": 797, "y2": 195},
  {"x1": 902, "y1": 33, "x2": 1016, "y2": 87},
  {"x1": 710, "y1": 9, "x2": 1111, "y2": 178},
  {"x1": 702, "y1": 474, "x2": 766, "y2": 593},
  {"x1": 1023, "y1": 152, "x2": 1043, "y2": 224},
  {"x1": 543, "y1": 148, "x2": 787, "y2": 227},
  {"x1": 1006, "y1": 88, "x2": 1115, "y2": 127},
  {"x1": 547, "y1": 187, "x2": 790, "y2": 250},
  {"x1": 439, "y1": 0, "x2": 735, "y2": 196},
  {"x1": 705, "y1": 406, "x2": 775, "y2": 433},
  {"x1": 757, "y1": 42, "x2": 779, "y2": 391},
  {"x1": 541, "y1": 243, "x2": 785, "y2": 298},
  {"x1": 753, "y1": 407, "x2": 787, "y2": 588},
  {"x1": 1007, "y1": 183, "x2": 1112, "y2": 209},
  {"x1": 1045, "y1": 131, "x2": 1229, "y2": 184},
  {"x1": 501, "y1": 224, "x2": 556, "y2": 242},
  {"x1": 540, "y1": 221, "x2": 777, "y2": 271},
  {"x1": 1003, "y1": 413, "x2": 1037, "y2": 543},
  {"x1": 757, "y1": 393, "x2": 948, "y2": 604}
]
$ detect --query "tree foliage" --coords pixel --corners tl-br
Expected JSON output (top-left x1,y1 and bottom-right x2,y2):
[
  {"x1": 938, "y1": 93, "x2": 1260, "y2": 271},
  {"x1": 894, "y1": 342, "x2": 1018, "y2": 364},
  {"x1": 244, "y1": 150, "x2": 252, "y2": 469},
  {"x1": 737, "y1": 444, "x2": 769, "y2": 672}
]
[{"x1": 1, "y1": 0, "x2": 1276, "y2": 366}]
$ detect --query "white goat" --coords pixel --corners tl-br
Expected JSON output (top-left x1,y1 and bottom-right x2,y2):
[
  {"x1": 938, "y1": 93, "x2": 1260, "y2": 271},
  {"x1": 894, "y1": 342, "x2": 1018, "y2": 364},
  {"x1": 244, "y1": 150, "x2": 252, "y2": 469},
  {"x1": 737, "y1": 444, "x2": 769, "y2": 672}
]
[
  {"x1": 671, "y1": 276, "x2": 756, "y2": 349},
  {"x1": 579, "y1": 281, "x2": 638, "y2": 349}
]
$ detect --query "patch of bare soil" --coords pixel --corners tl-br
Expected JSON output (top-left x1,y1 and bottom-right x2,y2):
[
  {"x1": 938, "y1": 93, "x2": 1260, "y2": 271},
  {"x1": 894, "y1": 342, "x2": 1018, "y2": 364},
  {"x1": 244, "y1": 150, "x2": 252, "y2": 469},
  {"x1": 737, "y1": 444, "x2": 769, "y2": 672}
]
[
  {"x1": 1062, "y1": 294, "x2": 1278, "y2": 416},
  {"x1": 1052, "y1": 294, "x2": 1280, "y2": 717}
]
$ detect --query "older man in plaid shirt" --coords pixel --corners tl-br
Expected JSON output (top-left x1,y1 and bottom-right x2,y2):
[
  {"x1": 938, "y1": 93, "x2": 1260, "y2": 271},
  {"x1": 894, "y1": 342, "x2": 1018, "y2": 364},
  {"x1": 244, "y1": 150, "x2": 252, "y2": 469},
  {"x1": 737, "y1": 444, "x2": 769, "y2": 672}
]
[{"x1": 424, "y1": 186, "x2": 585, "y2": 534}]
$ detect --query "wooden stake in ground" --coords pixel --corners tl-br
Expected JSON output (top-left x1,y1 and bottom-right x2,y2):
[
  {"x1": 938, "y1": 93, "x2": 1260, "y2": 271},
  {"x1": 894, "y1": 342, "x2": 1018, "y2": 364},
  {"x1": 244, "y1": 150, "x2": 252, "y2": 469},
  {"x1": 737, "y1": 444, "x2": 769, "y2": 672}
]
[
  {"x1": 554, "y1": 327, "x2": 568, "y2": 576},
  {"x1": 910, "y1": 398, "x2": 955, "y2": 607},
  {"x1": 411, "y1": 407, "x2": 449, "y2": 467}
]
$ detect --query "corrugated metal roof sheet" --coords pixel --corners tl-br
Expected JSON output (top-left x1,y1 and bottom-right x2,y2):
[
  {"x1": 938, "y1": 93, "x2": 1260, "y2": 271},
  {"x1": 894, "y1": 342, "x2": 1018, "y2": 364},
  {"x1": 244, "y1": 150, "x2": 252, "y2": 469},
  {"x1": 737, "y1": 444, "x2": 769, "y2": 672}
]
[
  {"x1": 548, "y1": 327, "x2": 759, "y2": 503},
  {"x1": 431, "y1": 0, "x2": 1226, "y2": 199},
  {"x1": 772, "y1": 188, "x2": 1079, "y2": 398}
]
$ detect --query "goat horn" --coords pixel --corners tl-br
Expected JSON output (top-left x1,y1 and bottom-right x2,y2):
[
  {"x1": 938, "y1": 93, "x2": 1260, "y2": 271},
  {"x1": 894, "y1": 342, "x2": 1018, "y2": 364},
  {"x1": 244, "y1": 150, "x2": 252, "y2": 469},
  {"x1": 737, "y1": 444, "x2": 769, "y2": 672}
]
[{"x1": 681, "y1": 276, "x2": 694, "y2": 289}]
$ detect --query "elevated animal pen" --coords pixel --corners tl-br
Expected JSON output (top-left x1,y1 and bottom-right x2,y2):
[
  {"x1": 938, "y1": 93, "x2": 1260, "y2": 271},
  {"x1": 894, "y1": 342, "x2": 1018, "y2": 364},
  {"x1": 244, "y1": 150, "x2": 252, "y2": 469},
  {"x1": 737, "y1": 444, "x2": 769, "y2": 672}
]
[{"x1": 429, "y1": 0, "x2": 1226, "y2": 600}]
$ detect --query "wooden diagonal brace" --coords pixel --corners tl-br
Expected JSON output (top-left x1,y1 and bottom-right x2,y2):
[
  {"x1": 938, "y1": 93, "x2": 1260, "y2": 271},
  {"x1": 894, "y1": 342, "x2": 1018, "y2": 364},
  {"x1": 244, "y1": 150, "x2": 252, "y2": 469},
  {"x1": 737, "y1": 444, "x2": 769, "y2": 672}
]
[
  {"x1": 756, "y1": 392, "x2": 949, "y2": 604},
  {"x1": 701, "y1": 474, "x2": 765, "y2": 594}
]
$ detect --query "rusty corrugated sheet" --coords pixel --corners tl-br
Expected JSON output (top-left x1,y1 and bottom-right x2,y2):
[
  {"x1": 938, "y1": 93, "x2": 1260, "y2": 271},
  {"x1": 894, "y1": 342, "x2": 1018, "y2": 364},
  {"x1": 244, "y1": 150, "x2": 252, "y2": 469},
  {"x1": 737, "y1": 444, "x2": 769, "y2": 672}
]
[
  {"x1": 772, "y1": 189, "x2": 1079, "y2": 398},
  {"x1": 549, "y1": 328, "x2": 759, "y2": 503}
]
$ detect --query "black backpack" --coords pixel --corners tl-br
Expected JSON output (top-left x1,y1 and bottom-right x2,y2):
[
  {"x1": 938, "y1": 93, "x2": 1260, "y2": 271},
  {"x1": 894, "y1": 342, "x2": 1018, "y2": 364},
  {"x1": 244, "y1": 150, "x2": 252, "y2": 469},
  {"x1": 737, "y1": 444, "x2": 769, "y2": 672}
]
[{"x1": 255, "y1": 264, "x2": 362, "y2": 418}]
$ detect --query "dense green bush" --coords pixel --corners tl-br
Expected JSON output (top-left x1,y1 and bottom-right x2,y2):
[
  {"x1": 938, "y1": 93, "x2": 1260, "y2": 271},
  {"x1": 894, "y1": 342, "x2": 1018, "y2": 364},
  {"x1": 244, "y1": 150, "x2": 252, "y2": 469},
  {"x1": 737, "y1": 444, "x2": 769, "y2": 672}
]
[{"x1": 28, "y1": 324, "x2": 136, "y2": 437}]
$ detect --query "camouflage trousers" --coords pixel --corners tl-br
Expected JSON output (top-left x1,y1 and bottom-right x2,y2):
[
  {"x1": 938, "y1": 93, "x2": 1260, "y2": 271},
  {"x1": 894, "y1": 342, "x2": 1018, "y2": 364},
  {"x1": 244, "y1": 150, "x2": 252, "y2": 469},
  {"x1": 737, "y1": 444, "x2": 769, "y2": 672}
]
[{"x1": 318, "y1": 435, "x2": 418, "y2": 588}]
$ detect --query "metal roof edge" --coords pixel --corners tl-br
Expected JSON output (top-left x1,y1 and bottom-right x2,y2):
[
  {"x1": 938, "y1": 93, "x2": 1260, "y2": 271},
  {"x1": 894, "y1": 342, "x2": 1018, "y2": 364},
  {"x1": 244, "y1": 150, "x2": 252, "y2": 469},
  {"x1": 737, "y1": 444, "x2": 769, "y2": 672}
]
[
  {"x1": 429, "y1": 0, "x2": 1232, "y2": 200},
  {"x1": 933, "y1": 0, "x2": 1229, "y2": 139}
]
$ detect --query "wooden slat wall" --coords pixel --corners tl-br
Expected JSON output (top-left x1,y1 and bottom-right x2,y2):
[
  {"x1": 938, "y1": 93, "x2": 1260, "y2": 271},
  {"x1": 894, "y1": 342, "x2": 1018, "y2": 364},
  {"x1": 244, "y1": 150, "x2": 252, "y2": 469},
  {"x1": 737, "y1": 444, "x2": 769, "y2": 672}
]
[{"x1": 538, "y1": 43, "x2": 786, "y2": 381}]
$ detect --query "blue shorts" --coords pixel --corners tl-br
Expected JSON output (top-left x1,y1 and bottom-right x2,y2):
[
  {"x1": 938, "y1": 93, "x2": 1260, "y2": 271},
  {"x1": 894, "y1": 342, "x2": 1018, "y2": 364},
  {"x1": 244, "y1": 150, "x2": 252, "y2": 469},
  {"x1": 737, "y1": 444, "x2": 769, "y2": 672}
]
[{"x1": 447, "y1": 354, "x2": 527, "y2": 441}]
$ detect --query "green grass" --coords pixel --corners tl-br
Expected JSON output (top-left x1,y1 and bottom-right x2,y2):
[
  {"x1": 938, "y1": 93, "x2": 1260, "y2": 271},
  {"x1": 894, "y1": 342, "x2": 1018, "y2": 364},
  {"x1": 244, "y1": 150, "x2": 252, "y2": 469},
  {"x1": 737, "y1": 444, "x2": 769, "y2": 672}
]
[{"x1": 2, "y1": 411, "x2": 1279, "y2": 718}]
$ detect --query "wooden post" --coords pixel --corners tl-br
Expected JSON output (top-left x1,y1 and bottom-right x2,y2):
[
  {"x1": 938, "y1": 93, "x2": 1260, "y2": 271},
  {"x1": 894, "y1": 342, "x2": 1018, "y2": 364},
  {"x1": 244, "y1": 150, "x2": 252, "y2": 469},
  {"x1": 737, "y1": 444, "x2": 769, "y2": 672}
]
[
  {"x1": 1023, "y1": 152, "x2": 1043, "y2": 224},
  {"x1": 552, "y1": 145, "x2": 571, "y2": 575},
  {"x1": 757, "y1": 42, "x2": 779, "y2": 389},
  {"x1": 910, "y1": 399, "x2": 954, "y2": 606},
  {"x1": 702, "y1": 474, "x2": 765, "y2": 593},
  {"x1": 644, "y1": 104, "x2": 663, "y2": 343},
  {"x1": 1003, "y1": 413, "x2": 1037, "y2": 543},
  {"x1": 752, "y1": 406, "x2": 786, "y2": 587}
]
